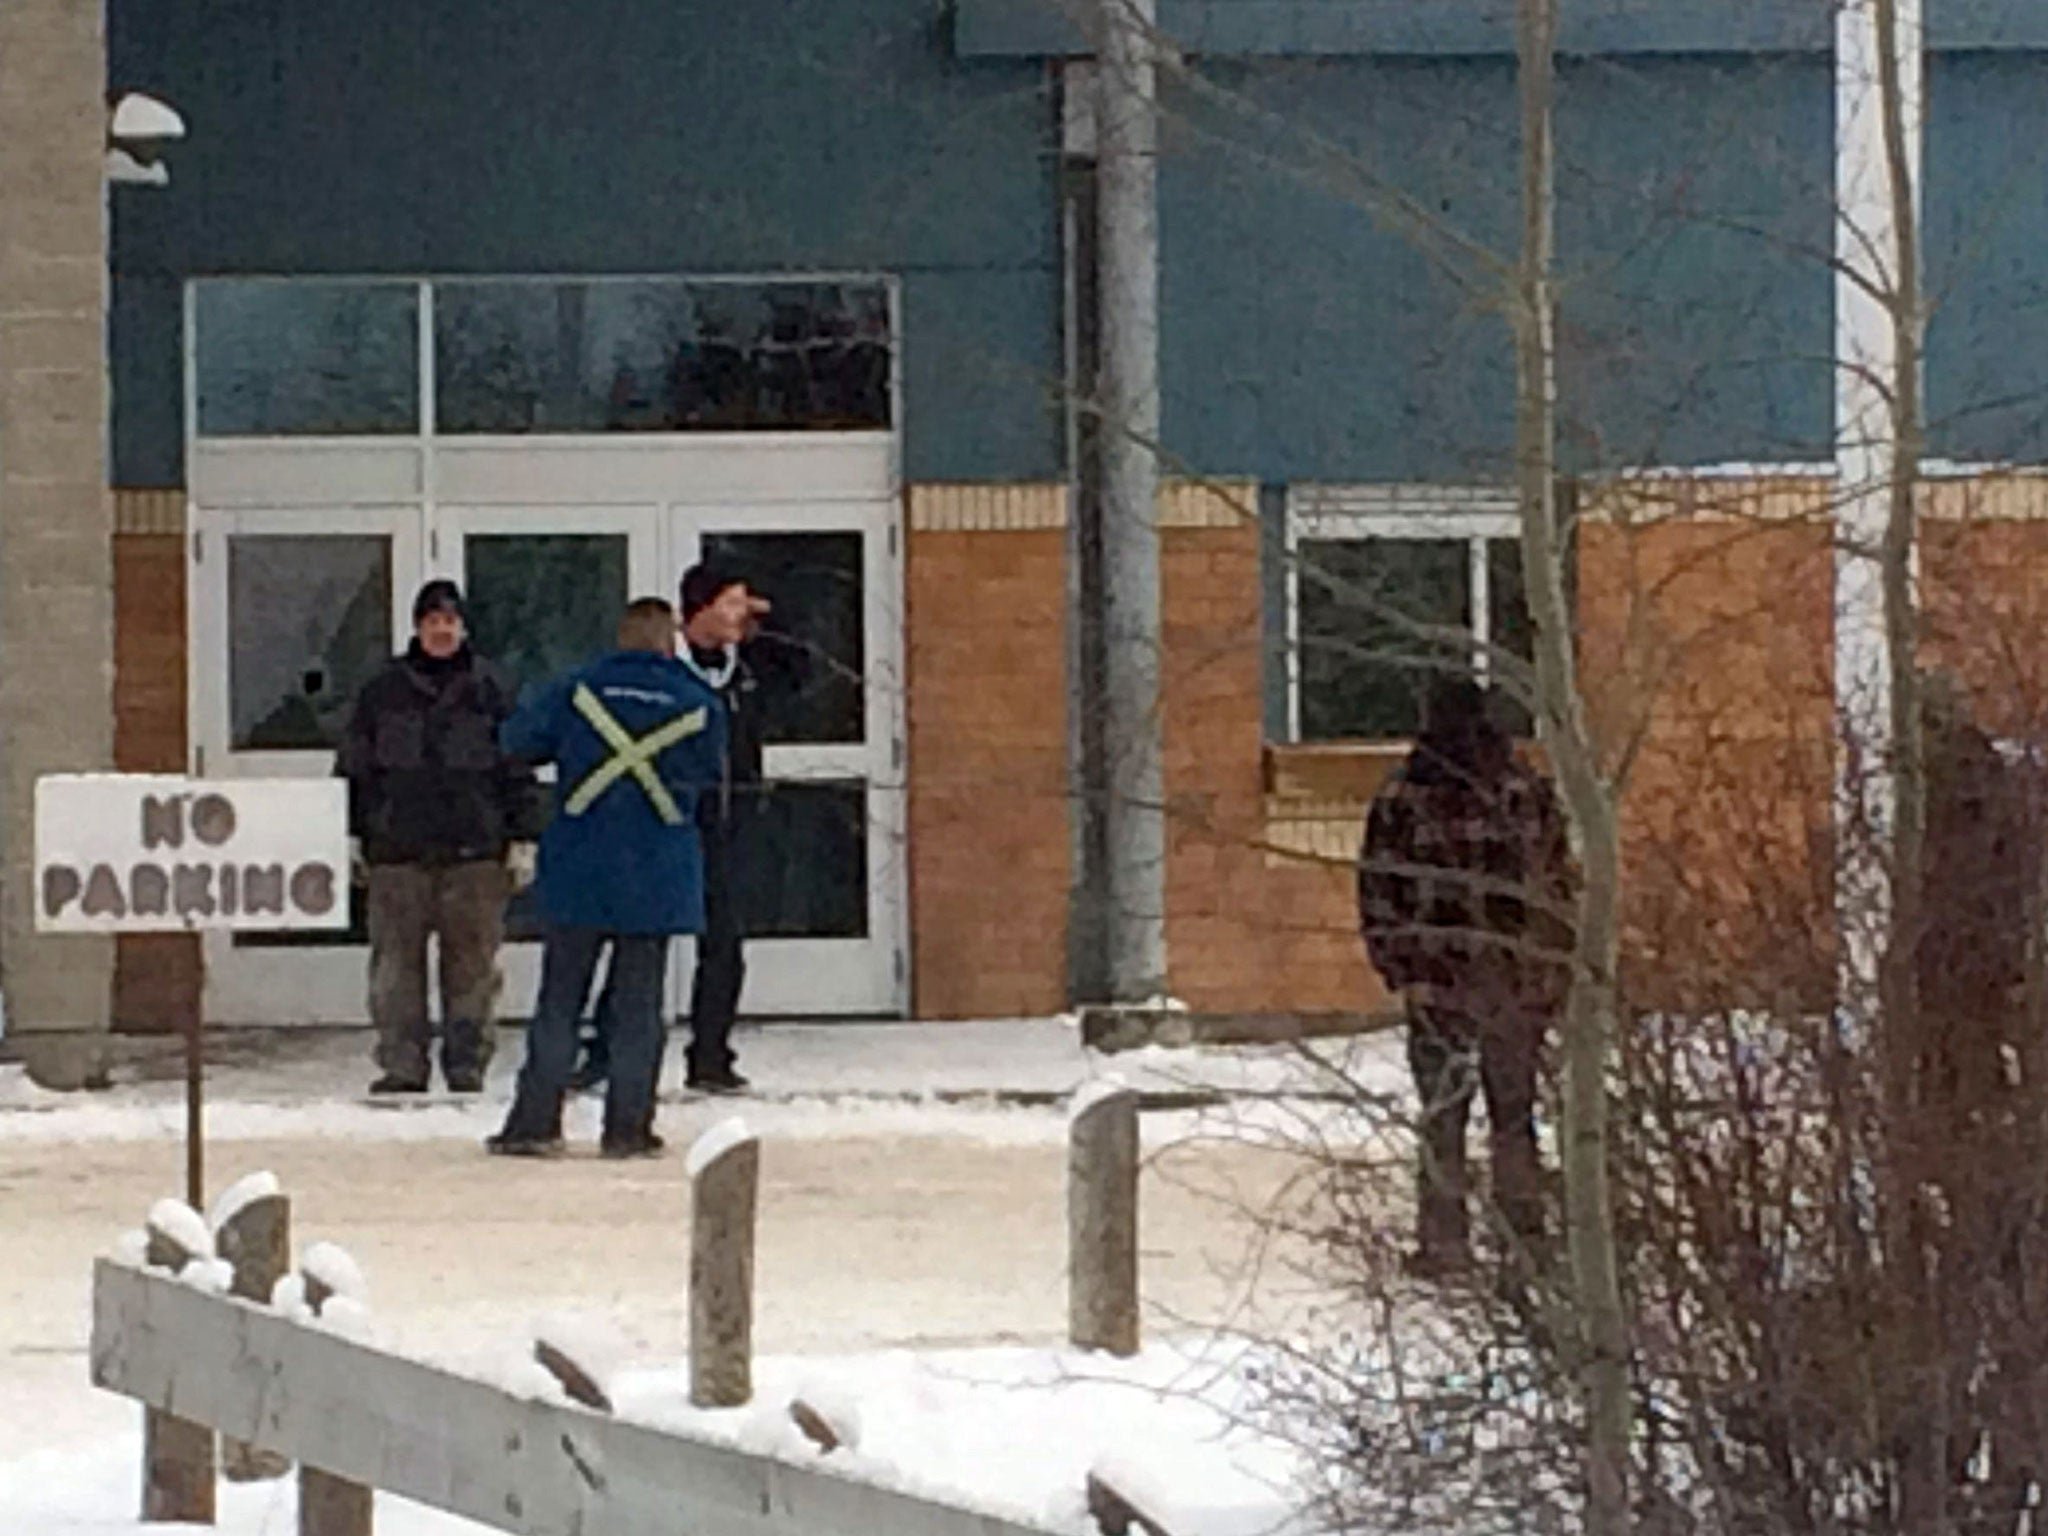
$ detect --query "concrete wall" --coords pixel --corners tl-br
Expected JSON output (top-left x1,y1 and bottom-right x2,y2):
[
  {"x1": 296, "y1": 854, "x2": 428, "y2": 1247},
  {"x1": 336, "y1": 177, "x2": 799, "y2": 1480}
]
[{"x1": 0, "y1": 0, "x2": 115, "y2": 1079}]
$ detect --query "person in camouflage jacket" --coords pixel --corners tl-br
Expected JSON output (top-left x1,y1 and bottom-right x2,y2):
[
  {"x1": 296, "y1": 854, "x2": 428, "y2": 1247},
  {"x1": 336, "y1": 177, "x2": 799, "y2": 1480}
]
[{"x1": 1358, "y1": 677, "x2": 1576, "y2": 1274}]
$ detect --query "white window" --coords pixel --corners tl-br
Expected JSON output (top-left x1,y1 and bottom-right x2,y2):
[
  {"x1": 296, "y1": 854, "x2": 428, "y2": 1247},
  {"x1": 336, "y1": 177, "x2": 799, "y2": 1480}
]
[{"x1": 1285, "y1": 484, "x2": 1536, "y2": 742}]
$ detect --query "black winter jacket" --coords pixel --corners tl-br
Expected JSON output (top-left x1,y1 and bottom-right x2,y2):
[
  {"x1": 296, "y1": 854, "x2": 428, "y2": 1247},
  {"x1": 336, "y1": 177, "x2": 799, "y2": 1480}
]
[
  {"x1": 337, "y1": 644, "x2": 542, "y2": 866},
  {"x1": 688, "y1": 643, "x2": 767, "y2": 836}
]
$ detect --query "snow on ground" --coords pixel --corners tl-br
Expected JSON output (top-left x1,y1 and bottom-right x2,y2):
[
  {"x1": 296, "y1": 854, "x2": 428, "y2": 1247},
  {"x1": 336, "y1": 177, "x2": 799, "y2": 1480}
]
[
  {"x1": 616, "y1": 1340, "x2": 1306, "y2": 1535},
  {"x1": 0, "y1": 1020, "x2": 1410, "y2": 1151},
  {"x1": 0, "y1": 1436, "x2": 486, "y2": 1536},
  {"x1": 0, "y1": 1061, "x2": 61, "y2": 1108},
  {"x1": 0, "y1": 1341, "x2": 1305, "y2": 1536},
  {"x1": 0, "y1": 1019, "x2": 1406, "y2": 1536}
]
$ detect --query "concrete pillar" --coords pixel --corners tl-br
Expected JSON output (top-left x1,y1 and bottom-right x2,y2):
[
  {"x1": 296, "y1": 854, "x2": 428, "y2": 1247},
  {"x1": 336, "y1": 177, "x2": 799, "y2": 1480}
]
[{"x1": 0, "y1": 0, "x2": 117, "y2": 1086}]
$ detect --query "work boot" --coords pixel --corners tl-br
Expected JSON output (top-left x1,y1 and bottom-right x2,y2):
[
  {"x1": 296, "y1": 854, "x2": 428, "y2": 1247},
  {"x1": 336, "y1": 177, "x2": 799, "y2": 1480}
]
[
  {"x1": 686, "y1": 1066, "x2": 750, "y2": 1096},
  {"x1": 485, "y1": 1132, "x2": 565, "y2": 1159},
  {"x1": 599, "y1": 1131, "x2": 667, "y2": 1160},
  {"x1": 369, "y1": 1074, "x2": 428, "y2": 1095},
  {"x1": 441, "y1": 1022, "x2": 492, "y2": 1095}
]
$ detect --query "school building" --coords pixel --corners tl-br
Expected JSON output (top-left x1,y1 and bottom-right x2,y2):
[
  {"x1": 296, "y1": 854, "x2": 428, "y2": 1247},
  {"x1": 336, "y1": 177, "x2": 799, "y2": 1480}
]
[{"x1": 6, "y1": 0, "x2": 2048, "y2": 1072}]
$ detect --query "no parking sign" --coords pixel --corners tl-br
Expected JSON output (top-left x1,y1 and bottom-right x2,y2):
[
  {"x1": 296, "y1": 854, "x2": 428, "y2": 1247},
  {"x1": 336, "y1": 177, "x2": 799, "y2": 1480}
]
[{"x1": 35, "y1": 775, "x2": 348, "y2": 933}]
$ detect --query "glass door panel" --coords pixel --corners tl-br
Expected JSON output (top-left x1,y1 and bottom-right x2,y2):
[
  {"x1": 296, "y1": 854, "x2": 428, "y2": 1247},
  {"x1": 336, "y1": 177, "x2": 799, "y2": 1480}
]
[
  {"x1": 192, "y1": 508, "x2": 423, "y2": 1023},
  {"x1": 442, "y1": 507, "x2": 659, "y2": 1002},
  {"x1": 673, "y1": 503, "x2": 904, "y2": 1016}
]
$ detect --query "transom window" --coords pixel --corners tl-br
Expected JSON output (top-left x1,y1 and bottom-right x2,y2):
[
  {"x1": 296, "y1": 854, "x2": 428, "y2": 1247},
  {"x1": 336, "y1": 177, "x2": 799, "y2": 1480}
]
[
  {"x1": 192, "y1": 276, "x2": 893, "y2": 439},
  {"x1": 1287, "y1": 484, "x2": 1537, "y2": 742}
]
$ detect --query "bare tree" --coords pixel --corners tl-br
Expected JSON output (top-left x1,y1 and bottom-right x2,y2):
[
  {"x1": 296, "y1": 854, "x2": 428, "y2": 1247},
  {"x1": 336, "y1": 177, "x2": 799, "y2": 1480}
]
[
  {"x1": 1040, "y1": 1, "x2": 2048, "y2": 1531},
  {"x1": 1511, "y1": 1, "x2": 1633, "y2": 1529}
]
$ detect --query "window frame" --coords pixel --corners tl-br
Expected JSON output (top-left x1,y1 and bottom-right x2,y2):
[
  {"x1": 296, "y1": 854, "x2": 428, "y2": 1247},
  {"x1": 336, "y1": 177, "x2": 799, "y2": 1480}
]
[
  {"x1": 1284, "y1": 483, "x2": 1524, "y2": 745},
  {"x1": 186, "y1": 272, "x2": 903, "y2": 446}
]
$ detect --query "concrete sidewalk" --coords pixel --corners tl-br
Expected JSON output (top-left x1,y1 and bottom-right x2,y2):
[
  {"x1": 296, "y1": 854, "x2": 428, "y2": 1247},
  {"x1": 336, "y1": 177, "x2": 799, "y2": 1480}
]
[{"x1": 3, "y1": 1017, "x2": 1407, "y2": 1113}]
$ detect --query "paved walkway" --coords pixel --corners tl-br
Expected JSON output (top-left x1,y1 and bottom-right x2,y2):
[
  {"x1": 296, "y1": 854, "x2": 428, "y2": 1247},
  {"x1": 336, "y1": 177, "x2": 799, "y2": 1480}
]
[{"x1": 3, "y1": 1017, "x2": 1407, "y2": 1115}]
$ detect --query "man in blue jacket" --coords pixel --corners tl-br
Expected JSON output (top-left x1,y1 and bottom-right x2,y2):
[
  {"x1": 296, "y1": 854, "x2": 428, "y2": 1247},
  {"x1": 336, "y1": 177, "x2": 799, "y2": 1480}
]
[{"x1": 487, "y1": 598, "x2": 726, "y2": 1159}]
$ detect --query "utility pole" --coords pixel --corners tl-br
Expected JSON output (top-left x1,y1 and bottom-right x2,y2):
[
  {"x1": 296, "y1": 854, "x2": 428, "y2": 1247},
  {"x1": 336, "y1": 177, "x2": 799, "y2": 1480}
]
[{"x1": 1094, "y1": 0, "x2": 1166, "y2": 1004}]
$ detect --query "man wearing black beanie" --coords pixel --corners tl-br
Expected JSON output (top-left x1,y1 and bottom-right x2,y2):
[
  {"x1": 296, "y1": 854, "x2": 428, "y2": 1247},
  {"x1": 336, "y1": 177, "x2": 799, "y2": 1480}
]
[{"x1": 338, "y1": 579, "x2": 541, "y2": 1094}]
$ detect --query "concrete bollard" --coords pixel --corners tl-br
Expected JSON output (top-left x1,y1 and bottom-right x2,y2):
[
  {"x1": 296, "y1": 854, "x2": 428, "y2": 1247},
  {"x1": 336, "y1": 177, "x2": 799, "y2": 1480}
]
[
  {"x1": 688, "y1": 1120, "x2": 760, "y2": 1409},
  {"x1": 1068, "y1": 1082, "x2": 1141, "y2": 1357},
  {"x1": 216, "y1": 1185, "x2": 292, "y2": 1482}
]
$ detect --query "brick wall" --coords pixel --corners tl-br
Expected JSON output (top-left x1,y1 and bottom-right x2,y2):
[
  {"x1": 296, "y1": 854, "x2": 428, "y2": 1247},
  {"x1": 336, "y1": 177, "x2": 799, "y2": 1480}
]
[
  {"x1": 111, "y1": 496, "x2": 201, "y2": 1033},
  {"x1": 1921, "y1": 476, "x2": 2048, "y2": 735},
  {"x1": 106, "y1": 471, "x2": 2048, "y2": 1027},
  {"x1": 903, "y1": 480, "x2": 1380, "y2": 1020},
  {"x1": 1576, "y1": 477, "x2": 1838, "y2": 1007},
  {"x1": 1572, "y1": 472, "x2": 2048, "y2": 1010},
  {"x1": 1159, "y1": 486, "x2": 1379, "y2": 1014},
  {"x1": 905, "y1": 485, "x2": 1072, "y2": 1018}
]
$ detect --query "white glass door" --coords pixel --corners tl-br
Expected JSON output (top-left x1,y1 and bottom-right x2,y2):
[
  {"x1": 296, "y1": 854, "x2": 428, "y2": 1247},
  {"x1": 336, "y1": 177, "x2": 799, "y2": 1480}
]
[
  {"x1": 190, "y1": 506, "x2": 426, "y2": 1024},
  {"x1": 437, "y1": 504, "x2": 662, "y2": 1017},
  {"x1": 670, "y1": 499, "x2": 907, "y2": 1016}
]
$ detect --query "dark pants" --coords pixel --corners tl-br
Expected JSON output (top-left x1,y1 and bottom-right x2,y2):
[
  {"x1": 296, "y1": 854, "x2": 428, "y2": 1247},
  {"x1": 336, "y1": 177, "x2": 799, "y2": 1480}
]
[
  {"x1": 1407, "y1": 995, "x2": 1544, "y2": 1262},
  {"x1": 583, "y1": 827, "x2": 744, "y2": 1083},
  {"x1": 686, "y1": 828, "x2": 745, "y2": 1077},
  {"x1": 500, "y1": 927, "x2": 669, "y2": 1145},
  {"x1": 367, "y1": 861, "x2": 506, "y2": 1085}
]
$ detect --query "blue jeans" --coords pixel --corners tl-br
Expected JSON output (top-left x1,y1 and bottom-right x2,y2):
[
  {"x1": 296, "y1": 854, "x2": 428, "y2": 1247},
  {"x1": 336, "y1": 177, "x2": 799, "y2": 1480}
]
[{"x1": 499, "y1": 927, "x2": 669, "y2": 1145}]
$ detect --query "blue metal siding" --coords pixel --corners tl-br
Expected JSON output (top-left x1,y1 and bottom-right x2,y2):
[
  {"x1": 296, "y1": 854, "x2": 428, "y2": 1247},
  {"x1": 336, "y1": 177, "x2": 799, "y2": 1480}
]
[
  {"x1": 1160, "y1": 58, "x2": 1517, "y2": 480},
  {"x1": 107, "y1": 1, "x2": 2047, "y2": 487},
  {"x1": 1925, "y1": 51, "x2": 2048, "y2": 464},
  {"x1": 1159, "y1": 54, "x2": 1831, "y2": 480},
  {"x1": 108, "y1": 0, "x2": 1063, "y2": 484},
  {"x1": 956, "y1": 0, "x2": 2044, "y2": 61},
  {"x1": 1554, "y1": 54, "x2": 1835, "y2": 468}
]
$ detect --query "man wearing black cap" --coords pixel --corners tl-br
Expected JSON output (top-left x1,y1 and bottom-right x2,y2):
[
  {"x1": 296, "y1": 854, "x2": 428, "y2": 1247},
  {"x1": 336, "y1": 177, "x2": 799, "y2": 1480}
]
[
  {"x1": 338, "y1": 579, "x2": 540, "y2": 1095},
  {"x1": 672, "y1": 563, "x2": 767, "y2": 1092}
]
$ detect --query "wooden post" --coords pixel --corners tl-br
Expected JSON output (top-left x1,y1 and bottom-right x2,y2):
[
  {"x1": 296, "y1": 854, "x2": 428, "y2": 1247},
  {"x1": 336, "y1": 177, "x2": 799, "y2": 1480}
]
[
  {"x1": 1087, "y1": 1470, "x2": 1174, "y2": 1536},
  {"x1": 217, "y1": 1189, "x2": 292, "y2": 1482},
  {"x1": 296, "y1": 1256, "x2": 373, "y2": 1536},
  {"x1": 689, "y1": 1124, "x2": 759, "y2": 1408},
  {"x1": 141, "y1": 1222, "x2": 217, "y2": 1523},
  {"x1": 534, "y1": 1341, "x2": 614, "y2": 1413},
  {"x1": 300, "y1": 1467, "x2": 373, "y2": 1536},
  {"x1": 182, "y1": 993, "x2": 205, "y2": 1212},
  {"x1": 790, "y1": 1399, "x2": 846, "y2": 1454},
  {"x1": 1068, "y1": 1085, "x2": 1141, "y2": 1356}
]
